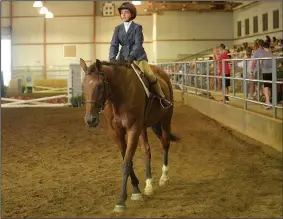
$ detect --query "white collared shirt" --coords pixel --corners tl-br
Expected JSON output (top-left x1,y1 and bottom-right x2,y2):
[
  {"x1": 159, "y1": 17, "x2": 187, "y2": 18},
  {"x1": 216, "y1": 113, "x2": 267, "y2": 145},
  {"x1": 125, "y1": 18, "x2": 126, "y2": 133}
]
[{"x1": 123, "y1": 21, "x2": 132, "y2": 33}]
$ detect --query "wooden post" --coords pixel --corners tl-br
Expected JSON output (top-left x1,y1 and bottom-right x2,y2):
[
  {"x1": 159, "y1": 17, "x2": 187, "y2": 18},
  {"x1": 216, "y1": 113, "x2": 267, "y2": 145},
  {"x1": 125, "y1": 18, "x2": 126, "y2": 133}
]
[
  {"x1": 93, "y1": 2, "x2": 96, "y2": 60},
  {"x1": 43, "y1": 0, "x2": 47, "y2": 79},
  {"x1": 44, "y1": 18, "x2": 47, "y2": 79},
  {"x1": 10, "y1": 2, "x2": 13, "y2": 80}
]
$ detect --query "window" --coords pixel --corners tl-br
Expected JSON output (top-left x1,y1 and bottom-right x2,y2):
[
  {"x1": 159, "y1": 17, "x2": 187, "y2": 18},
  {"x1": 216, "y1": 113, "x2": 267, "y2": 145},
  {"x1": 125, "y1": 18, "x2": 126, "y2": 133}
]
[
  {"x1": 253, "y1": 16, "x2": 258, "y2": 33},
  {"x1": 245, "y1": 19, "x2": 249, "y2": 35},
  {"x1": 262, "y1": 13, "x2": 268, "y2": 31},
  {"x1": 273, "y1": 10, "x2": 279, "y2": 29},
  {"x1": 237, "y1": 21, "x2": 241, "y2": 37}
]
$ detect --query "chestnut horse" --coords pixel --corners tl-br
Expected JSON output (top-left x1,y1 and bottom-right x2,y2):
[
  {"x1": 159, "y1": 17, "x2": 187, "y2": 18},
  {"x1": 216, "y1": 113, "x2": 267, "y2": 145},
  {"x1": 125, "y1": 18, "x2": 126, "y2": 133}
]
[{"x1": 80, "y1": 58, "x2": 180, "y2": 212}]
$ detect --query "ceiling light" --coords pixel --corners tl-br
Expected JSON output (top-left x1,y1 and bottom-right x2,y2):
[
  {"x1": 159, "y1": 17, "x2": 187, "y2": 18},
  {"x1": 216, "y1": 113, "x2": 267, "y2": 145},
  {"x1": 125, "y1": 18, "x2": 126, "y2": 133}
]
[
  {"x1": 33, "y1": 1, "x2": 43, "y2": 8},
  {"x1": 132, "y1": 1, "x2": 141, "y2": 5},
  {"x1": 45, "y1": 11, "x2": 54, "y2": 18},
  {"x1": 40, "y1": 6, "x2": 48, "y2": 14}
]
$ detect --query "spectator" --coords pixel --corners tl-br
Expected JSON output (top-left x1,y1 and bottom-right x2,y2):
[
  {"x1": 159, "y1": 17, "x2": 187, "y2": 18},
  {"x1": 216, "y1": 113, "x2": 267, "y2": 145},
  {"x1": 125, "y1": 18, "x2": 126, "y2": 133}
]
[
  {"x1": 259, "y1": 42, "x2": 274, "y2": 109},
  {"x1": 237, "y1": 48, "x2": 254, "y2": 99},
  {"x1": 246, "y1": 47, "x2": 256, "y2": 100},
  {"x1": 251, "y1": 39, "x2": 264, "y2": 75},
  {"x1": 243, "y1": 42, "x2": 249, "y2": 50},
  {"x1": 214, "y1": 43, "x2": 231, "y2": 102},
  {"x1": 266, "y1": 35, "x2": 271, "y2": 45},
  {"x1": 272, "y1": 37, "x2": 278, "y2": 47},
  {"x1": 251, "y1": 40, "x2": 266, "y2": 100},
  {"x1": 213, "y1": 47, "x2": 221, "y2": 90}
]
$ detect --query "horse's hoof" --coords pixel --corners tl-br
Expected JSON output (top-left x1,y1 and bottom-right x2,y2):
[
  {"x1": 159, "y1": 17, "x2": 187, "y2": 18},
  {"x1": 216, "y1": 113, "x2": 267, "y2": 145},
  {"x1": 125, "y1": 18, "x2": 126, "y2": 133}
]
[
  {"x1": 131, "y1": 193, "x2": 143, "y2": 201},
  {"x1": 159, "y1": 178, "x2": 169, "y2": 187},
  {"x1": 113, "y1": 204, "x2": 127, "y2": 213},
  {"x1": 144, "y1": 188, "x2": 154, "y2": 196}
]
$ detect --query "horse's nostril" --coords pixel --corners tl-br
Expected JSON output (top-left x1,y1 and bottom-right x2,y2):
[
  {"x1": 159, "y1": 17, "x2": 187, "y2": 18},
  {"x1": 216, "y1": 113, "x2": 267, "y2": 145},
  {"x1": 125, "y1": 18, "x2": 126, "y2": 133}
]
[{"x1": 86, "y1": 116, "x2": 96, "y2": 125}]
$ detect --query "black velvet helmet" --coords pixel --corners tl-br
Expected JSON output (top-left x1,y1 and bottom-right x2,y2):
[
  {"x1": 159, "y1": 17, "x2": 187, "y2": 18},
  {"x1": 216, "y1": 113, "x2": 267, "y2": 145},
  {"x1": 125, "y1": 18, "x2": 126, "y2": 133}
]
[{"x1": 118, "y1": 2, "x2": 137, "y2": 20}]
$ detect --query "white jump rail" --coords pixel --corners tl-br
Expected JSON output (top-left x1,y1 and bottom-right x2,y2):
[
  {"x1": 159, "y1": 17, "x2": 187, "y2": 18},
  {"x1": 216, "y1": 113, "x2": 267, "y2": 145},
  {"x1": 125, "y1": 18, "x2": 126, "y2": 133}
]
[
  {"x1": 1, "y1": 103, "x2": 68, "y2": 108},
  {"x1": 1, "y1": 94, "x2": 68, "y2": 108},
  {"x1": 33, "y1": 85, "x2": 68, "y2": 93}
]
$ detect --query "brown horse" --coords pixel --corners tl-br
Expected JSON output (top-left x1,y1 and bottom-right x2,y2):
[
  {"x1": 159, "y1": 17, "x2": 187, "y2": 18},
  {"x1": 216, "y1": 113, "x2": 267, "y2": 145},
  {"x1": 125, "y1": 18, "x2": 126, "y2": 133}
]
[{"x1": 80, "y1": 58, "x2": 180, "y2": 212}]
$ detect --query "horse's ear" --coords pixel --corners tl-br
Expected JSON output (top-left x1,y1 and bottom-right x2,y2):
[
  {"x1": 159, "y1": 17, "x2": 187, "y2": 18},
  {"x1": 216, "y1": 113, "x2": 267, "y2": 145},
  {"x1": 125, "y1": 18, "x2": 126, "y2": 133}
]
[
  {"x1": 96, "y1": 59, "x2": 102, "y2": 72},
  {"x1": 80, "y1": 58, "x2": 87, "y2": 74}
]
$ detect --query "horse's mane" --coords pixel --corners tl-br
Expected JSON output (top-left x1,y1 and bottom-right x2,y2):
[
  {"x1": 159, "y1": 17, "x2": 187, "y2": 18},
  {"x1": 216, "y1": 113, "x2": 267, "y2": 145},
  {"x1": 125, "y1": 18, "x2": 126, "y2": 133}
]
[
  {"x1": 87, "y1": 60, "x2": 128, "y2": 75},
  {"x1": 100, "y1": 60, "x2": 129, "y2": 68}
]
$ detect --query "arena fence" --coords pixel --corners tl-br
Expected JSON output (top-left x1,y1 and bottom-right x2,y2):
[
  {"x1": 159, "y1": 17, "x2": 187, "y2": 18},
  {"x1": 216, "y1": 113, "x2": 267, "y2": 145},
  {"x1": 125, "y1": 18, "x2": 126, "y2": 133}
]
[
  {"x1": 3, "y1": 57, "x2": 283, "y2": 118},
  {"x1": 156, "y1": 56, "x2": 283, "y2": 119}
]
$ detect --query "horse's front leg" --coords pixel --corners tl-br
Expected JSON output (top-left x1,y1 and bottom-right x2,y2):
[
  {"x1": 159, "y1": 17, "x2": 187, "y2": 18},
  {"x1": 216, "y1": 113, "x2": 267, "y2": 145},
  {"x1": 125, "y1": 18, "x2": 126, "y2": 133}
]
[
  {"x1": 114, "y1": 127, "x2": 141, "y2": 213},
  {"x1": 119, "y1": 133, "x2": 142, "y2": 202},
  {"x1": 105, "y1": 106, "x2": 142, "y2": 208},
  {"x1": 110, "y1": 124, "x2": 142, "y2": 202}
]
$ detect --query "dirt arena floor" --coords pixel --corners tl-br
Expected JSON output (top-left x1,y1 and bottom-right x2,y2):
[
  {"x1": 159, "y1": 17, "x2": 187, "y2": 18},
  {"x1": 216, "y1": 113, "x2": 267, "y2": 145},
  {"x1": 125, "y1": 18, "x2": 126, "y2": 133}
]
[{"x1": 2, "y1": 103, "x2": 282, "y2": 218}]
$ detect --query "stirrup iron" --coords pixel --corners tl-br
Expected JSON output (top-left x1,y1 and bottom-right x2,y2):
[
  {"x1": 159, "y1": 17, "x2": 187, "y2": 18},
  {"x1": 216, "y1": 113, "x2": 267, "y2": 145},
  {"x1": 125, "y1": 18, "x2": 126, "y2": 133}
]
[{"x1": 160, "y1": 98, "x2": 172, "y2": 109}]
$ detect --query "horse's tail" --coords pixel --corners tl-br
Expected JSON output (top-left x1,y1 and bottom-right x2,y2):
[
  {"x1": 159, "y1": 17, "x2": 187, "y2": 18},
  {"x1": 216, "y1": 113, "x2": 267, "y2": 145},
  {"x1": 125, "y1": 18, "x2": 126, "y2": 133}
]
[
  {"x1": 169, "y1": 132, "x2": 181, "y2": 142},
  {"x1": 151, "y1": 122, "x2": 180, "y2": 142}
]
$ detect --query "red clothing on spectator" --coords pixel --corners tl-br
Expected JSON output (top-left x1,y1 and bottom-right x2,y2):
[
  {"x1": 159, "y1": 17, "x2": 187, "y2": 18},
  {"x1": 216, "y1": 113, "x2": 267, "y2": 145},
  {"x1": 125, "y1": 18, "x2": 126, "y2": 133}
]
[{"x1": 218, "y1": 51, "x2": 230, "y2": 75}]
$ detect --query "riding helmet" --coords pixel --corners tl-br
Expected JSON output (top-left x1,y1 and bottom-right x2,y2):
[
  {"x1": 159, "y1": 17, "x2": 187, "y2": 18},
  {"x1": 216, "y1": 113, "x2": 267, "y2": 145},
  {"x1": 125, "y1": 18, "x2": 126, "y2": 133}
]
[{"x1": 118, "y1": 2, "x2": 137, "y2": 20}]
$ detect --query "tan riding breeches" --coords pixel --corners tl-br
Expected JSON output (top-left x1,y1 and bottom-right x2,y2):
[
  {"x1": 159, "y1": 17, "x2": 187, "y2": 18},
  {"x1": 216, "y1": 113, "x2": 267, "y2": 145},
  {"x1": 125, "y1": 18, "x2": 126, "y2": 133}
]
[{"x1": 133, "y1": 60, "x2": 165, "y2": 98}]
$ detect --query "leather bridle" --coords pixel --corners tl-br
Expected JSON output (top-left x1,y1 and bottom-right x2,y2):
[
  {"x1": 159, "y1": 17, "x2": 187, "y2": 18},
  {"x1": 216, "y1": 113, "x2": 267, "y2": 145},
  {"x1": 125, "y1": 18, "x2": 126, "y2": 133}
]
[{"x1": 84, "y1": 71, "x2": 111, "y2": 113}]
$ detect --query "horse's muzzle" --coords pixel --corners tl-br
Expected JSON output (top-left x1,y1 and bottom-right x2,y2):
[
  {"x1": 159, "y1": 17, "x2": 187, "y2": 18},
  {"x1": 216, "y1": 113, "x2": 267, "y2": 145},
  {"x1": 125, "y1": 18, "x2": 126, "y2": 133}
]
[{"x1": 85, "y1": 113, "x2": 99, "y2": 128}]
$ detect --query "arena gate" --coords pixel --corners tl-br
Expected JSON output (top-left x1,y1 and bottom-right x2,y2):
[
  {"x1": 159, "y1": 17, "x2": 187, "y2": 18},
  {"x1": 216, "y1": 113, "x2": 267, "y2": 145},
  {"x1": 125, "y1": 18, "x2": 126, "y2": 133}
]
[{"x1": 1, "y1": 62, "x2": 83, "y2": 108}]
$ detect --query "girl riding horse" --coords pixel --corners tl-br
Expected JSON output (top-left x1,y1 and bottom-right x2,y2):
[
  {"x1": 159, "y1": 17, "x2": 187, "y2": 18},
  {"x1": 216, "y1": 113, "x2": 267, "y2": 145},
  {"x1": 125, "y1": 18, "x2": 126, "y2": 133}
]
[{"x1": 109, "y1": 2, "x2": 172, "y2": 109}]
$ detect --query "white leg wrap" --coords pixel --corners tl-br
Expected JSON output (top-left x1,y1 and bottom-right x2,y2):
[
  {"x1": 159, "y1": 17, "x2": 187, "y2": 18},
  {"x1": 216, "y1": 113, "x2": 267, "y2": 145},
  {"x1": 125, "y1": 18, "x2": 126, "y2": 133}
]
[
  {"x1": 159, "y1": 165, "x2": 169, "y2": 186},
  {"x1": 144, "y1": 178, "x2": 153, "y2": 196},
  {"x1": 162, "y1": 165, "x2": 169, "y2": 173}
]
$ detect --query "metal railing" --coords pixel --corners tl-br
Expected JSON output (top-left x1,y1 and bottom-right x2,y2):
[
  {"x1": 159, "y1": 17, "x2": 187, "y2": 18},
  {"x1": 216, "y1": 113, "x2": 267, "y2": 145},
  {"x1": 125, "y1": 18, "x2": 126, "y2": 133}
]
[
  {"x1": 12, "y1": 65, "x2": 69, "y2": 81},
  {"x1": 9, "y1": 57, "x2": 283, "y2": 118},
  {"x1": 157, "y1": 56, "x2": 283, "y2": 119}
]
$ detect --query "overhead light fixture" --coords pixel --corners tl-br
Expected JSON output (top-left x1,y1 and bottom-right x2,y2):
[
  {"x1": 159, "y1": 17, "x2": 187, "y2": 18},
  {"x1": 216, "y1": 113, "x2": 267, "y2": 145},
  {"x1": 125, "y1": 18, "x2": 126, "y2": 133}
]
[
  {"x1": 33, "y1": 1, "x2": 43, "y2": 8},
  {"x1": 132, "y1": 1, "x2": 142, "y2": 5},
  {"x1": 40, "y1": 6, "x2": 48, "y2": 14},
  {"x1": 45, "y1": 11, "x2": 54, "y2": 18}
]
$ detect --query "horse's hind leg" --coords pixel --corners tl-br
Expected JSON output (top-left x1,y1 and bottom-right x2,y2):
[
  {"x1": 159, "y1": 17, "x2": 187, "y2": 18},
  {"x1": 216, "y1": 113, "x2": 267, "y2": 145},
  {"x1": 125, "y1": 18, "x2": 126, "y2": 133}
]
[
  {"x1": 139, "y1": 128, "x2": 153, "y2": 196},
  {"x1": 159, "y1": 122, "x2": 171, "y2": 187}
]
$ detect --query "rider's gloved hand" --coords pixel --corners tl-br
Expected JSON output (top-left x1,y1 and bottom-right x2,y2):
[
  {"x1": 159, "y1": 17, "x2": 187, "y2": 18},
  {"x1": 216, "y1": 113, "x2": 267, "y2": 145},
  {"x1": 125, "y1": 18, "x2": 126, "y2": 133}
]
[
  {"x1": 127, "y1": 55, "x2": 135, "y2": 65},
  {"x1": 126, "y1": 56, "x2": 135, "y2": 68},
  {"x1": 109, "y1": 59, "x2": 116, "y2": 64}
]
